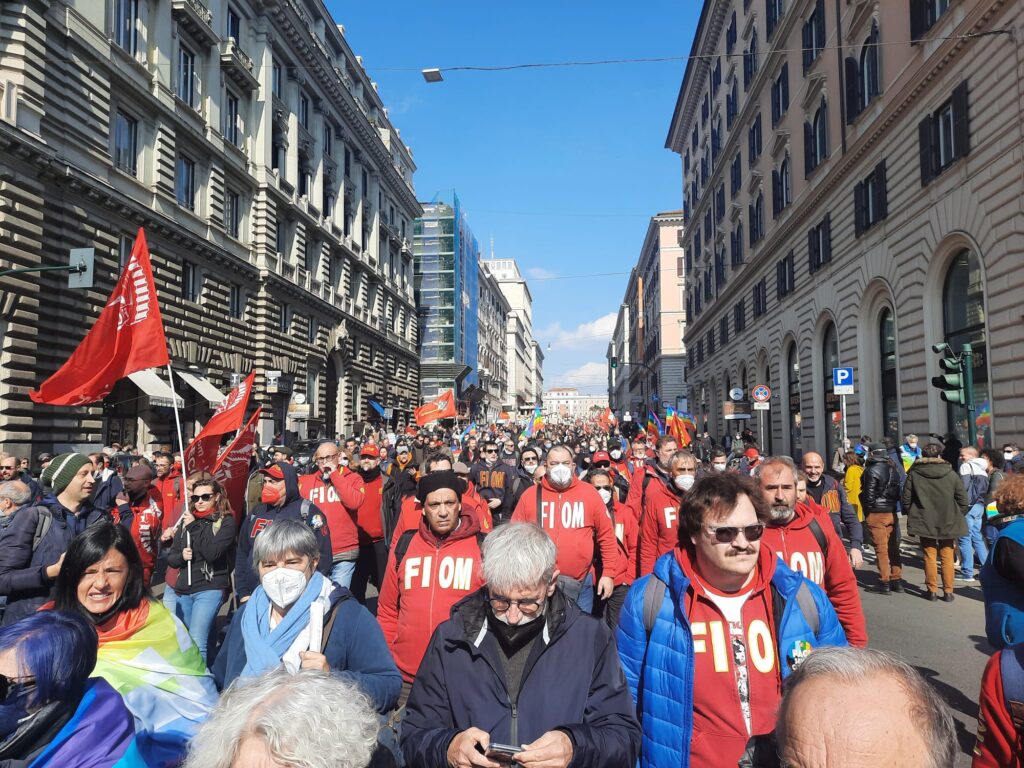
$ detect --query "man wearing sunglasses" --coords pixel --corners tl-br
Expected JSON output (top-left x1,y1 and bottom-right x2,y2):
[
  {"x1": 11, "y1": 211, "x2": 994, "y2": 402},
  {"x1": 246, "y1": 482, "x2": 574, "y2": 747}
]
[
  {"x1": 616, "y1": 472, "x2": 846, "y2": 768},
  {"x1": 756, "y1": 457, "x2": 868, "y2": 648},
  {"x1": 470, "y1": 441, "x2": 515, "y2": 526},
  {"x1": 112, "y1": 464, "x2": 163, "y2": 585}
]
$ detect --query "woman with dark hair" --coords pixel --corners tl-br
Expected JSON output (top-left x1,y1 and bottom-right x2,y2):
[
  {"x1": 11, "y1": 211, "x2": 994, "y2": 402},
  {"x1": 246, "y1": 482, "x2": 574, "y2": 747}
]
[
  {"x1": 51, "y1": 523, "x2": 217, "y2": 767},
  {"x1": 0, "y1": 610, "x2": 145, "y2": 766},
  {"x1": 165, "y1": 478, "x2": 236, "y2": 663}
]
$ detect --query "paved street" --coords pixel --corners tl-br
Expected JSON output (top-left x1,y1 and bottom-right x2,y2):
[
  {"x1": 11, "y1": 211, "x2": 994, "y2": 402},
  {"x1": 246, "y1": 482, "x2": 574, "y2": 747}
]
[{"x1": 857, "y1": 523, "x2": 992, "y2": 766}]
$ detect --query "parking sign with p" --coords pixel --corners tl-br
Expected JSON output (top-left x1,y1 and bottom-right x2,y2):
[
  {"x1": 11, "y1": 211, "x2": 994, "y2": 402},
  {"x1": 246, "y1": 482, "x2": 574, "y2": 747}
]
[{"x1": 833, "y1": 367, "x2": 854, "y2": 395}]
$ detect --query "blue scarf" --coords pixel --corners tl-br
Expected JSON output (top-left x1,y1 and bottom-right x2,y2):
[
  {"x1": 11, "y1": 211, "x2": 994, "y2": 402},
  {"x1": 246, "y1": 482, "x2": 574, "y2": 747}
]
[{"x1": 240, "y1": 572, "x2": 327, "y2": 678}]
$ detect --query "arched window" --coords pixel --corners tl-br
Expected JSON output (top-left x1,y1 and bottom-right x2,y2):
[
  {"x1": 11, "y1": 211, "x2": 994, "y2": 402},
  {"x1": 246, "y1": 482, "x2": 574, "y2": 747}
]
[
  {"x1": 780, "y1": 154, "x2": 792, "y2": 207},
  {"x1": 879, "y1": 308, "x2": 899, "y2": 440},
  {"x1": 822, "y1": 323, "x2": 842, "y2": 462},
  {"x1": 942, "y1": 250, "x2": 989, "y2": 445},
  {"x1": 813, "y1": 99, "x2": 828, "y2": 165},
  {"x1": 787, "y1": 344, "x2": 802, "y2": 459},
  {"x1": 860, "y1": 23, "x2": 880, "y2": 110}
]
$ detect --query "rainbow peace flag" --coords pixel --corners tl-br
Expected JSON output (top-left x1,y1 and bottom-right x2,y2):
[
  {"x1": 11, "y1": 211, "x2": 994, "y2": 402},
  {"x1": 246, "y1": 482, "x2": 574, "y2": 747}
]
[
  {"x1": 665, "y1": 406, "x2": 693, "y2": 447},
  {"x1": 976, "y1": 400, "x2": 992, "y2": 429},
  {"x1": 646, "y1": 409, "x2": 664, "y2": 438},
  {"x1": 521, "y1": 405, "x2": 543, "y2": 439},
  {"x1": 93, "y1": 601, "x2": 218, "y2": 767}
]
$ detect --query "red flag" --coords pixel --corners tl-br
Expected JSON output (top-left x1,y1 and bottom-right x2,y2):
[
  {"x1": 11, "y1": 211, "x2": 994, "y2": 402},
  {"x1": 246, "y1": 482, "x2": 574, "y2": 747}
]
[
  {"x1": 30, "y1": 228, "x2": 169, "y2": 405},
  {"x1": 414, "y1": 389, "x2": 457, "y2": 426},
  {"x1": 182, "y1": 372, "x2": 255, "y2": 475},
  {"x1": 213, "y1": 407, "x2": 261, "y2": 519}
]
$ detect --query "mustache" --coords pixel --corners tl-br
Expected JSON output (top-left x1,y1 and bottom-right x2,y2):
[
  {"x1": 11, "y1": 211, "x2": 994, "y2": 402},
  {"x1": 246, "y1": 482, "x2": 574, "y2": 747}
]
[{"x1": 726, "y1": 546, "x2": 757, "y2": 556}]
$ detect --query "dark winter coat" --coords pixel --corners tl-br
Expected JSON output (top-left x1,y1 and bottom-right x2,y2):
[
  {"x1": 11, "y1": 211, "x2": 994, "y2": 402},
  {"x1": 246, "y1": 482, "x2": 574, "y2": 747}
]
[
  {"x1": 233, "y1": 462, "x2": 332, "y2": 600},
  {"x1": 859, "y1": 456, "x2": 902, "y2": 513},
  {"x1": 902, "y1": 458, "x2": 969, "y2": 539},
  {"x1": 400, "y1": 588, "x2": 641, "y2": 768},
  {"x1": 0, "y1": 502, "x2": 76, "y2": 624},
  {"x1": 212, "y1": 586, "x2": 401, "y2": 713},
  {"x1": 165, "y1": 513, "x2": 237, "y2": 594}
]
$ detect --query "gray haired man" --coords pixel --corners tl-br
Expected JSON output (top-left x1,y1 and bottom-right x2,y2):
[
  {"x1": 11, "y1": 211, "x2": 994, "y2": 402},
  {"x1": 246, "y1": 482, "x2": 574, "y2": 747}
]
[{"x1": 401, "y1": 522, "x2": 639, "y2": 768}]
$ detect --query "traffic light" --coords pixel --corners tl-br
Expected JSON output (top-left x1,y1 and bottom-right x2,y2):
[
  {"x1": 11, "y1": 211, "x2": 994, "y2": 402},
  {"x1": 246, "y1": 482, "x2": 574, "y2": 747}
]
[
  {"x1": 610, "y1": 357, "x2": 619, "y2": 369},
  {"x1": 931, "y1": 343, "x2": 965, "y2": 405}
]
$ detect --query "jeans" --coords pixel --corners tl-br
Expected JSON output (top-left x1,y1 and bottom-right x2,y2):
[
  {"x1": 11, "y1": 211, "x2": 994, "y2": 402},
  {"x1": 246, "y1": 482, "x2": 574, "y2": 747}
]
[
  {"x1": 958, "y1": 503, "x2": 989, "y2": 578},
  {"x1": 920, "y1": 538, "x2": 956, "y2": 594},
  {"x1": 331, "y1": 559, "x2": 356, "y2": 589},
  {"x1": 175, "y1": 589, "x2": 225, "y2": 665},
  {"x1": 162, "y1": 584, "x2": 178, "y2": 617},
  {"x1": 866, "y1": 512, "x2": 903, "y2": 582}
]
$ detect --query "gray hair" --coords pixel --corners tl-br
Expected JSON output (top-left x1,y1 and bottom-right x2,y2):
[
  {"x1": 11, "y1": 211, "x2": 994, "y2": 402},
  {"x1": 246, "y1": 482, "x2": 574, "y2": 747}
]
[
  {"x1": 778, "y1": 646, "x2": 956, "y2": 768},
  {"x1": 184, "y1": 668, "x2": 378, "y2": 768},
  {"x1": 670, "y1": 449, "x2": 696, "y2": 467},
  {"x1": 252, "y1": 519, "x2": 320, "y2": 569},
  {"x1": 482, "y1": 522, "x2": 557, "y2": 593},
  {"x1": 0, "y1": 481, "x2": 31, "y2": 507},
  {"x1": 753, "y1": 455, "x2": 798, "y2": 483}
]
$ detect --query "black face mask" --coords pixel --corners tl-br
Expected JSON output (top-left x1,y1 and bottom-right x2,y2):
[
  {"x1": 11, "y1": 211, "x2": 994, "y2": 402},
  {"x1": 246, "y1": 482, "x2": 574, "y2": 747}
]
[
  {"x1": 87, "y1": 597, "x2": 125, "y2": 627},
  {"x1": 0, "y1": 683, "x2": 34, "y2": 743},
  {"x1": 358, "y1": 466, "x2": 382, "y2": 480},
  {"x1": 486, "y1": 602, "x2": 546, "y2": 655}
]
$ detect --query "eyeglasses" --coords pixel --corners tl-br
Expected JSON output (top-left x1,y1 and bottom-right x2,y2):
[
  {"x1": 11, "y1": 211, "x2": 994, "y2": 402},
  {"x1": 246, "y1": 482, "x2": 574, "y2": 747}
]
[
  {"x1": 484, "y1": 449, "x2": 498, "y2": 454},
  {"x1": 190, "y1": 493, "x2": 215, "y2": 503},
  {"x1": 705, "y1": 523, "x2": 765, "y2": 544},
  {"x1": 488, "y1": 594, "x2": 544, "y2": 615},
  {"x1": 0, "y1": 674, "x2": 35, "y2": 702},
  {"x1": 315, "y1": 454, "x2": 340, "y2": 463}
]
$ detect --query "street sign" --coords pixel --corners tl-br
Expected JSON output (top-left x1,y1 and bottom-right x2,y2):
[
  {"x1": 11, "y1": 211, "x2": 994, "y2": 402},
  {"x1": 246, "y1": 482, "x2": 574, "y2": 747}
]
[
  {"x1": 753, "y1": 401, "x2": 770, "y2": 411},
  {"x1": 68, "y1": 248, "x2": 94, "y2": 289},
  {"x1": 729, "y1": 387, "x2": 744, "y2": 402},
  {"x1": 751, "y1": 384, "x2": 772, "y2": 403},
  {"x1": 832, "y1": 367, "x2": 855, "y2": 396},
  {"x1": 723, "y1": 402, "x2": 752, "y2": 420}
]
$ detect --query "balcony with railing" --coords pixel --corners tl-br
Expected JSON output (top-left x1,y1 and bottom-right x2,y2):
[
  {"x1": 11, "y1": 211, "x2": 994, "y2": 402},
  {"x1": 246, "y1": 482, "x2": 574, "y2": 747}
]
[
  {"x1": 220, "y1": 38, "x2": 259, "y2": 91},
  {"x1": 172, "y1": 0, "x2": 218, "y2": 46}
]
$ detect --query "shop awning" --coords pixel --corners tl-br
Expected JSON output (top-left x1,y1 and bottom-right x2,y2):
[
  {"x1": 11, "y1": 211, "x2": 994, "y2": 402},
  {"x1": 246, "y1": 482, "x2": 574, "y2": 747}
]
[
  {"x1": 127, "y1": 369, "x2": 184, "y2": 408},
  {"x1": 176, "y1": 371, "x2": 226, "y2": 409}
]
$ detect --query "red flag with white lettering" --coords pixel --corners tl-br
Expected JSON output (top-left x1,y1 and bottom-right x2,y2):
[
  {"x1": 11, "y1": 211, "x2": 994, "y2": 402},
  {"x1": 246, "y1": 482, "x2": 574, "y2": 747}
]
[
  {"x1": 30, "y1": 228, "x2": 169, "y2": 405},
  {"x1": 212, "y1": 407, "x2": 261, "y2": 519},
  {"x1": 414, "y1": 389, "x2": 457, "y2": 426},
  {"x1": 183, "y1": 372, "x2": 255, "y2": 475}
]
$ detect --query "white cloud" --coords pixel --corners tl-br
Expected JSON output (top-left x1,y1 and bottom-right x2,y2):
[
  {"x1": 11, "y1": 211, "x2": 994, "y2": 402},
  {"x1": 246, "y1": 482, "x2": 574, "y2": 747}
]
[
  {"x1": 560, "y1": 361, "x2": 608, "y2": 386},
  {"x1": 537, "y1": 312, "x2": 617, "y2": 350},
  {"x1": 525, "y1": 266, "x2": 558, "y2": 280}
]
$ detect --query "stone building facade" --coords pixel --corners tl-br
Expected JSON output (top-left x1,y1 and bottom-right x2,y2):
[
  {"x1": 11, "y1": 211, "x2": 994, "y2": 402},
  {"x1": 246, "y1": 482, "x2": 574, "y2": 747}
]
[
  {"x1": 670, "y1": 0, "x2": 1024, "y2": 458},
  {"x1": 0, "y1": 0, "x2": 420, "y2": 452}
]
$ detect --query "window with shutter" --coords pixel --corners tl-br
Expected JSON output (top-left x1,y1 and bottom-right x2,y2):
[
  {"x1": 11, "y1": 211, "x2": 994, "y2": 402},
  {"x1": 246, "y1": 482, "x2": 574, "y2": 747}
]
[
  {"x1": 853, "y1": 180, "x2": 865, "y2": 236},
  {"x1": 844, "y1": 57, "x2": 861, "y2": 123},
  {"x1": 771, "y1": 170, "x2": 780, "y2": 218},
  {"x1": 952, "y1": 81, "x2": 970, "y2": 159},
  {"x1": 875, "y1": 160, "x2": 888, "y2": 220},
  {"x1": 803, "y1": 121, "x2": 814, "y2": 177}
]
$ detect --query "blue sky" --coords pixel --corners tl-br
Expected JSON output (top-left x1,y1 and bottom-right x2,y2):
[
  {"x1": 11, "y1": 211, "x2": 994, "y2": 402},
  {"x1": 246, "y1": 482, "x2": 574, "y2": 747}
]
[{"x1": 326, "y1": 2, "x2": 700, "y2": 393}]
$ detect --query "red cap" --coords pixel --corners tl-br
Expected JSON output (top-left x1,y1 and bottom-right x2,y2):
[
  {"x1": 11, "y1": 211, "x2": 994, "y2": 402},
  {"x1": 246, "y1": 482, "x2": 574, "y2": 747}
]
[
  {"x1": 744, "y1": 447, "x2": 760, "y2": 459},
  {"x1": 592, "y1": 451, "x2": 611, "y2": 464},
  {"x1": 359, "y1": 444, "x2": 380, "y2": 458},
  {"x1": 259, "y1": 464, "x2": 285, "y2": 479}
]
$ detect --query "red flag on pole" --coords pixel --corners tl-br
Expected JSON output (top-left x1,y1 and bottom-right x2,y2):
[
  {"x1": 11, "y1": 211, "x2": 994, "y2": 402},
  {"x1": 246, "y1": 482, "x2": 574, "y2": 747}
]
[
  {"x1": 30, "y1": 228, "x2": 169, "y2": 405},
  {"x1": 183, "y1": 371, "x2": 255, "y2": 475},
  {"x1": 414, "y1": 389, "x2": 457, "y2": 426},
  {"x1": 213, "y1": 407, "x2": 261, "y2": 519}
]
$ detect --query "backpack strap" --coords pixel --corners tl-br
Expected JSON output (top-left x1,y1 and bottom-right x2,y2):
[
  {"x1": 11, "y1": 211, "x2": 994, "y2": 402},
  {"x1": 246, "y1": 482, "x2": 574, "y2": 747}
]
[
  {"x1": 32, "y1": 506, "x2": 52, "y2": 553},
  {"x1": 794, "y1": 581, "x2": 820, "y2": 636},
  {"x1": 1001, "y1": 644, "x2": 1024, "y2": 732},
  {"x1": 393, "y1": 529, "x2": 417, "y2": 570},
  {"x1": 300, "y1": 498, "x2": 311, "y2": 521},
  {"x1": 643, "y1": 574, "x2": 667, "y2": 637},
  {"x1": 321, "y1": 598, "x2": 342, "y2": 653},
  {"x1": 807, "y1": 517, "x2": 830, "y2": 558},
  {"x1": 535, "y1": 482, "x2": 543, "y2": 527}
]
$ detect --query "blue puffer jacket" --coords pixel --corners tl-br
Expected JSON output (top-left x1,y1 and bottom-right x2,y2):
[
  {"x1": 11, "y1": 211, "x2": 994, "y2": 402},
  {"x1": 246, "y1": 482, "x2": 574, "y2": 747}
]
[
  {"x1": 616, "y1": 548, "x2": 848, "y2": 768},
  {"x1": 982, "y1": 517, "x2": 1024, "y2": 648}
]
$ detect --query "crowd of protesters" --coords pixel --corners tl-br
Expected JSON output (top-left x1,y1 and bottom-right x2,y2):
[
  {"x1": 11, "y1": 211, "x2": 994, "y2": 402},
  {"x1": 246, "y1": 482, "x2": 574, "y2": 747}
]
[{"x1": 0, "y1": 422, "x2": 1018, "y2": 767}]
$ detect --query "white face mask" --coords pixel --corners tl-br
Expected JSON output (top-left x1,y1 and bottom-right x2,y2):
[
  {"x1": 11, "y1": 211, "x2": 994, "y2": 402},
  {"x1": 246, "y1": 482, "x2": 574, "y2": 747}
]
[
  {"x1": 674, "y1": 474, "x2": 695, "y2": 491},
  {"x1": 712, "y1": 463, "x2": 727, "y2": 472},
  {"x1": 523, "y1": 463, "x2": 538, "y2": 475},
  {"x1": 1005, "y1": 452, "x2": 1015, "y2": 461},
  {"x1": 597, "y1": 488, "x2": 612, "y2": 505},
  {"x1": 548, "y1": 465, "x2": 573, "y2": 487},
  {"x1": 261, "y1": 567, "x2": 309, "y2": 609},
  {"x1": 339, "y1": 457, "x2": 349, "y2": 466},
  {"x1": 610, "y1": 449, "x2": 622, "y2": 460}
]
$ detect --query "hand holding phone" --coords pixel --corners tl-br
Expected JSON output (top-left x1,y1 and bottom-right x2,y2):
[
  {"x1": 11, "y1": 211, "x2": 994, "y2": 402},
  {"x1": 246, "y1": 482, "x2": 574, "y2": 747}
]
[{"x1": 484, "y1": 743, "x2": 520, "y2": 765}]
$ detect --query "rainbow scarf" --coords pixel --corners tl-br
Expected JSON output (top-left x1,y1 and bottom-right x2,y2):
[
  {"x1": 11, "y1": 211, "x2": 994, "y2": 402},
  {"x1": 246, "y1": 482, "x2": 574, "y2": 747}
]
[
  {"x1": 93, "y1": 601, "x2": 218, "y2": 768},
  {"x1": 28, "y1": 678, "x2": 147, "y2": 768}
]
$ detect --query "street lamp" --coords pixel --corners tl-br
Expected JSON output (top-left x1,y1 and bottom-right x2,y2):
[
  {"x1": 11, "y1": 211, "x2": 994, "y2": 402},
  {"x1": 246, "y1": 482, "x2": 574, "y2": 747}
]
[{"x1": 421, "y1": 68, "x2": 443, "y2": 83}]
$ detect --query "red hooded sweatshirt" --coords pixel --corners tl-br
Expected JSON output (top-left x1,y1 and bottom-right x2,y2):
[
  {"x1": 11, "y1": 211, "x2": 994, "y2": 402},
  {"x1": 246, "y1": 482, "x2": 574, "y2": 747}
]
[
  {"x1": 152, "y1": 469, "x2": 184, "y2": 528},
  {"x1": 377, "y1": 514, "x2": 484, "y2": 682},
  {"x1": 636, "y1": 467, "x2": 685, "y2": 576},
  {"x1": 678, "y1": 545, "x2": 783, "y2": 768},
  {"x1": 973, "y1": 649, "x2": 1023, "y2": 767},
  {"x1": 759, "y1": 502, "x2": 868, "y2": 648},
  {"x1": 607, "y1": 500, "x2": 639, "y2": 585},
  {"x1": 298, "y1": 469, "x2": 361, "y2": 557},
  {"x1": 334, "y1": 470, "x2": 385, "y2": 543},
  {"x1": 112, "y1": 489, "x2": 163, "y2": 585},
  {"x1": 511, "y1": 475, "x2": 621, "y2": 582},
  {"x1": 390, "y1": 487, "x2": 490, "y2": 548}
]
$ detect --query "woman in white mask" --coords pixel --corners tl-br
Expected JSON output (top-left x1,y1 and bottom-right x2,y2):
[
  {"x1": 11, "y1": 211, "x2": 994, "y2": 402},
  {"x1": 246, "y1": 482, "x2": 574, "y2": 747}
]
[{"x1": 211, "y1": 520, "x2": 400, "y2": 714}]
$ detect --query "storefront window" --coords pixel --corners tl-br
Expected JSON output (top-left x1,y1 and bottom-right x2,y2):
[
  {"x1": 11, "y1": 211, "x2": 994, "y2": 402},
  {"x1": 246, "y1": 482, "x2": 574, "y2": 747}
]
[
  {"x1": 943, "y1": 250, "x2": 990, "y2": 446},
  {"x1": 788, "y1": 345, "x2": 802, "y2": 460},
  {"x1": 879, "y1": 308, "x2": 899, "y2": 440},
  {"x1": 822, "y1": 323, "x2": 842, "y2": 462}
]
